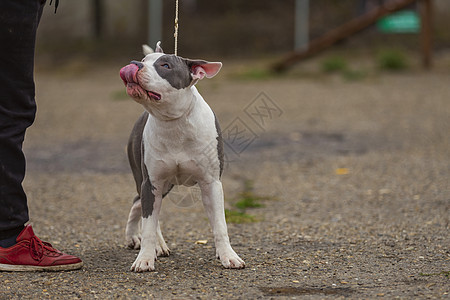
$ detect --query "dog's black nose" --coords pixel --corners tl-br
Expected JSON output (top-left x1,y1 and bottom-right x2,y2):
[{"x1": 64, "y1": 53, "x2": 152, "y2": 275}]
[{"x1": 131, "y1": 60, "x2": 144, "y2": 70}]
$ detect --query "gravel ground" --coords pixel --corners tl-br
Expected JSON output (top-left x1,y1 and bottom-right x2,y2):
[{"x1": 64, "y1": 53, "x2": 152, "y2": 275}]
[{"x1": 0, "y1": 57, "x2": 449, "y2": 299}]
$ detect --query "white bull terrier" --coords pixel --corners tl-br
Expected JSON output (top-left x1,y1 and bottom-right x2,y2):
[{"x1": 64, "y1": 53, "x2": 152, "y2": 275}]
[{"x1": 120, "y1": 42, "x2": 245, "y2": 272}]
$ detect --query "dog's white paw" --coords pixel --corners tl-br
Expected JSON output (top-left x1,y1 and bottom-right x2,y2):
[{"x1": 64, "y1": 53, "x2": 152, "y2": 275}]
[
  {"x1": 130, "y1": 253, "x2": 156, "y2": 272},
  {"x1": 217, "y1": 248, "x2": 245, "y2": 269},
  {"x1": 126, "y1": 235, "x2": 141, "y2": 250}
]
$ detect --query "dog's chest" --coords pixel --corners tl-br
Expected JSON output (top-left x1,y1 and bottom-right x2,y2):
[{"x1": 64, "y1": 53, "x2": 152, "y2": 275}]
[{"x1": 142, "y1": 110, "x2": 220, "y2": 185}]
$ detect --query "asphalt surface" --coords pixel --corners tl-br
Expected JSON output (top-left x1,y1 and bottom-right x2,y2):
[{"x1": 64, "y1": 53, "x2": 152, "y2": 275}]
[{"x1": 0, "y1": 57, "x2": 449, "y2": 299}]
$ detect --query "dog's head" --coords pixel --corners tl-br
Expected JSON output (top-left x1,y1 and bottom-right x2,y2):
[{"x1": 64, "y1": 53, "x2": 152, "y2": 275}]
[{"x1": 120, "y1": 42, "x2": 222, "y2": 120}]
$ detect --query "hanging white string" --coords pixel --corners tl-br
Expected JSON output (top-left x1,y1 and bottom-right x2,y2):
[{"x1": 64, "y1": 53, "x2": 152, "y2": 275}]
[{"x1": 174, "y1": 0, "x2": 179, "y2": 56}]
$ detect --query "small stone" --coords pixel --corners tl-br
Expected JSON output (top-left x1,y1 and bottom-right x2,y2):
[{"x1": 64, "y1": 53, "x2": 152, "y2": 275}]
[
  {"x1": 379, "y1": 189, "x2": 391, "y2": 195},
  {"x1": 335, "y1": 168, "x2": 349, "y2": 175}
]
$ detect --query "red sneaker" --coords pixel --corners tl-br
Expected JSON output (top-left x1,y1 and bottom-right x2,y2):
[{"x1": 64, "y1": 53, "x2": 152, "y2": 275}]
[{"x1": 0, "y1": 225, "x2": 83, "y2": 272}]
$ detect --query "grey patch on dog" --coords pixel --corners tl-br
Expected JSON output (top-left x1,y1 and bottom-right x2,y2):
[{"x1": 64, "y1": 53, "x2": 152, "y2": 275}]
[
  {"x1": 140, "y1": 161, "x2": 173, "y2": 218},
  {"x1": 128, "y1": 112, "x2": 149, "y2": 195},
  {"x1": 214, "y1": 114, "x2": 224, "y2": 177},
  {"x1": 141, "y1": 158, "x2": 156, "y2": 218},
  {"x1": 126, "y1": 111, "x2": 155, "y2": 218},
  {"x1": 154, "y1": 55, "x2": 192, "y2": 90}
]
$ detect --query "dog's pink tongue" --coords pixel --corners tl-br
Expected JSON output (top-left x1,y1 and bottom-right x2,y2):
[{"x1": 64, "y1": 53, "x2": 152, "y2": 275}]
[{"x1": 119, "y1": 64, "x2": 139, "y2": 85}]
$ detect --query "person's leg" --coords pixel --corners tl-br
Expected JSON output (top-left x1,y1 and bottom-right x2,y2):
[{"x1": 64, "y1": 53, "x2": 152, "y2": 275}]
[
  {"x1": 0, "y1": 0, "x2": 44, "y2": 244},
  {"x1": 0, "y1": 1, "x2": 83, "y2": 271}
]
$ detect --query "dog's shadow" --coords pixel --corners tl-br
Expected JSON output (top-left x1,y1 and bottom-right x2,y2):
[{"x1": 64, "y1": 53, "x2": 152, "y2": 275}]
[{"x1": 80, "y1": 243, "x2": 220, "y2": 273}]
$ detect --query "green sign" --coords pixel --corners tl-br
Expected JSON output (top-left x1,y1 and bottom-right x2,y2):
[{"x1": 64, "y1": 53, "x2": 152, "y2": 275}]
[{"x1": 377, "y1": 10, "x2": 420, "y2": 33}]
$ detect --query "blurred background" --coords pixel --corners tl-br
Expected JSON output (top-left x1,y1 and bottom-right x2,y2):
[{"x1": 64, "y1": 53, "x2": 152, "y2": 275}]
[{"x1": 36, "y1": 0, "x2": 450, "y2": 65}]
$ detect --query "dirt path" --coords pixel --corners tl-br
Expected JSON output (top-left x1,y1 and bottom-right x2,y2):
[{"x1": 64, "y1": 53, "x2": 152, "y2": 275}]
[{"x1": 1, "y1": 60, "x2": 448, "y2": 299}]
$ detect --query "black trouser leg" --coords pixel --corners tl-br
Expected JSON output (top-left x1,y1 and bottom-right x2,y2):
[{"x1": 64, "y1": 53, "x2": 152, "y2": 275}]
[{"x1": 0, "y1": 0, "x2": 45, "y2": 237}]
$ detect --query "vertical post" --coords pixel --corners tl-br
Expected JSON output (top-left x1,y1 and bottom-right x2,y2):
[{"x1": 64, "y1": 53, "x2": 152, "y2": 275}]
[
  {"x1": 420, "y1": 0, "x2": 433, "y2": 69},
  {"x1": 295, "y1": 0, "x2": 309, "y2": 50},
  {"x1": 93, "y1": 0, "x2": 103, "y2": 39},
  {"x1": 148, "y1": 0, "x2": 162, "y2": 47}
]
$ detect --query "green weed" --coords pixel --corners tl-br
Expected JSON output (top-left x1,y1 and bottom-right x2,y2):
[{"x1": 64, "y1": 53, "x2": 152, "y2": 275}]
[
  {"x1": 225, "y1": 209, "x2": 257, "y2": 224},
  {"x1": 235, "y1": 196, "x2": 263, "y2": 210},
  {"x1": 232, "y1": 68, "x2": 275, "y2": 81},
  {"x1": 225, "y1": 180, "x2": 270, "y2": 223},
  {"x1": 419, "y1": 271, "x2": 450, "y2": 278},
  {"x1": 234, "y1": 180, "x2": 265, "y2": 209},
  {"x1": 377, "y1": 49, "x2": 409, "y2": 71},
  {"x1": 321, "y1": 56, "x2": 348, "y2": 73},
  {"x1": 342, "y1": 69, "x2": 367, "y2": 81}
]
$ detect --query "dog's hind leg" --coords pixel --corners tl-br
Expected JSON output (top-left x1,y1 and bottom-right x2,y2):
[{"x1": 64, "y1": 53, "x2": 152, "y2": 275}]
[
  {"x1": 125, "y1": 196, "x2": 142, "y2": 249},
  {"x1": 156, "y1": 221, "x2": 170, "y2": 256},
  {"x1": 126, "y1": 112, "x2": 148, "y2": 249}
]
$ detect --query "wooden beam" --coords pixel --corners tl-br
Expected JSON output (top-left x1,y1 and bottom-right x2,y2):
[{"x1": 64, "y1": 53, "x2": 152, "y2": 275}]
[
  {"x1": 272, "y1": 0, "x2": 417, "y2": 72},
  {"x1": 420, "y1": 0, "x2": 433, "y2": 69}
]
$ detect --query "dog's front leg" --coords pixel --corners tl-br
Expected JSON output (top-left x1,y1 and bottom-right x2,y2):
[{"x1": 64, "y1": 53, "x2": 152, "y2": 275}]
[
  {"x1": 130, "y1": 179, "x2": 163, "y2": 272},
  {"x1": 199, "y1": 180, "x2": 245, "y2": 269}
]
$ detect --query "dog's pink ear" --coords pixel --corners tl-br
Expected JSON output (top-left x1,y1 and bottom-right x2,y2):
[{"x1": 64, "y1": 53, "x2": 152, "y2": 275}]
[{"x1": 186, "y1": 60, "x2": 222, "y2": 81}]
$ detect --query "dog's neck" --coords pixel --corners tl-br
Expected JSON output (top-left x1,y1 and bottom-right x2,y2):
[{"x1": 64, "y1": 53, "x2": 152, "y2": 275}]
[{"x1": 146, "y1": 87, "x2": 198, "y2": 122}]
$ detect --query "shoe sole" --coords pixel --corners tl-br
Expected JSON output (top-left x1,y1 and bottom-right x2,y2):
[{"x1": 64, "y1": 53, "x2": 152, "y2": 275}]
[{"x1": 0, "y1": 262, "x2": 83, "y2": 272}]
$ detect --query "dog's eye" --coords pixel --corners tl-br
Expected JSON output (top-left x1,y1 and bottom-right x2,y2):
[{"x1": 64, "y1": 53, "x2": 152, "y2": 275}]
[{"x1": 162, "y1": 63, "x2": 170, "y2": 69}]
